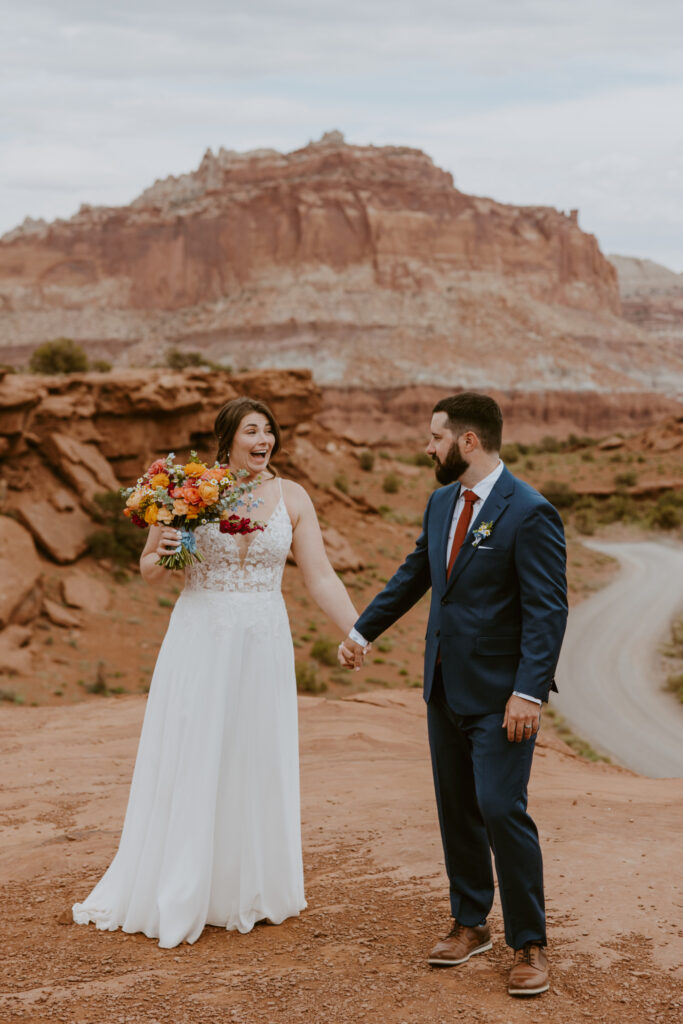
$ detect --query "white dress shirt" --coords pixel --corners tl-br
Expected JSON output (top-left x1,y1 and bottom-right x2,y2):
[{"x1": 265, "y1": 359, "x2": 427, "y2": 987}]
[{"x1": 349, "y1": 460, "x2": 541, "y2": 706}]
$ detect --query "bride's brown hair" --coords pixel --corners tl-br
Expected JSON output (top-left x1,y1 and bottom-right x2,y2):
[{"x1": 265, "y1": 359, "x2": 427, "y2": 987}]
[{"x1": 214, "y1": 397, "x2": 282, "y2": 465}]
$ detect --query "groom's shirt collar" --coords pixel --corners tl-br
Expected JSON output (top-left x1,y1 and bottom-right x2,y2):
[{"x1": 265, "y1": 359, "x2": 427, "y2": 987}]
[{"x1": 463, "y1": 458, "x2": 505, "y2": 504}]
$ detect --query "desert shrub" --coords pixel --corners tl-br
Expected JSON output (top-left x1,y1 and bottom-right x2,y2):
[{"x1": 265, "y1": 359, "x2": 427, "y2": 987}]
[
  {"x1": 539, "y1": 435, "x2": 561, "y2": 453},
  {"x1": 540, "y1": 481, "x2": 577, "y2": 509},
  {"x1": 295, "y1": 661, "x2": 327, "y2": 694},
  {"x1": 29, "y1": 338, "x2": 89, "y2": 374},
  {"x1": 87, "y1": 491, "x2": 147, "y2": 566},
  {"x1": 500, "y1": 443, "x2": 520, "y2": 464},
  {"x1": 412, "y1": 451, "x2": 433, "y2": 467},
  {"x1": 598, "y1": 493, "x2": 638, "y2": 524},
  {"x1": 311, "y1": 636, "x2": 339, "y2": 667},
  {"x1": 334, "y1": 473, "x2": 349, "y2": 494},
  {"x1": 91, "y1": 359, "x2": 112, "y2": 372},
  {"x1": 382, "y1": 472, "x2": 401, "y2": 494},
  {"x1": 165, "y1": 347, "x2": 205, "y2": 370},
  {"x1": 580, "y1": 450, "x2": 595, "y2": 462},
  {"x1": 567, "y1": 433, "x2": 593, "y2": 449},
  {"x1": 650, "y1": 499, "x2": 682, "y2": 530},
  {"x1": 376, "y1": 637, "x2": 393, "y2": 653},
  {"x1": 574, "y1": 509, "x2": 596, "y2": 535},
  {"x1": 359, "y1": 450, "x2": 375, "y2": 472},
  {"x1": 614, "y1": 470, "x2": 638, "y2": 488}
]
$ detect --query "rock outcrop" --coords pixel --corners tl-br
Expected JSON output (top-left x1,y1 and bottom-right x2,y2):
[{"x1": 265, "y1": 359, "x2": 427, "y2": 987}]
[
  {"x1": 2, "y1": 133, "x2": 679, "y2": 391},
  {"x1": 609, "y1": 254, "x2": 683, "y2": 351}
]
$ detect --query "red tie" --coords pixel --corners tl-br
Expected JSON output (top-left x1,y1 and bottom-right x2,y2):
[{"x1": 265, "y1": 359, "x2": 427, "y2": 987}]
[{"x1": 447, "y1": 490, "x2": 478, "y2": 579}]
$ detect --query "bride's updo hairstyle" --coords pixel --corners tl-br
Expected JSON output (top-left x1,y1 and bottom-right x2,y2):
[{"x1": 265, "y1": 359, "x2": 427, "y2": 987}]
[{"x1": 214, "y1": 396, "x2": 282, "y2": 466}]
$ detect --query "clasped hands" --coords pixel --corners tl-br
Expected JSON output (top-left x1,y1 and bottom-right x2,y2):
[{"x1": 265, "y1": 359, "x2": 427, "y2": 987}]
[{"x1": 337, "y1": 637, "x2": 371, "y2": 670}]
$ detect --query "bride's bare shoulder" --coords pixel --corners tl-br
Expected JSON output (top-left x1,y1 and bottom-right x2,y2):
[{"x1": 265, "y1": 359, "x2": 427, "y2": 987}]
[{"x1": 279, "y1": 479, "x2": 315, "y2": 518}]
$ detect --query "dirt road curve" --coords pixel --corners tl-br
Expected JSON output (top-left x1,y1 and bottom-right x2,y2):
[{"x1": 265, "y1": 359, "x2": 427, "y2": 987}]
[
  {"x1": 555, "y1": 540, "x2": 683, "y2": 778},
  {"x1": 1, "y1": 690, "x2": 682, "y2": 1023}
]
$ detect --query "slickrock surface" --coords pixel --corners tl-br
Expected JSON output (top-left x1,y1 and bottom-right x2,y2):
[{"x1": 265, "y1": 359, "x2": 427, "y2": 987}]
[
  {"x1": 2, "y1": 132, "x2": 681, "y2": 390},
  {"x1": 0, "y1": 690, "x2": 681, "y2": 1023}
]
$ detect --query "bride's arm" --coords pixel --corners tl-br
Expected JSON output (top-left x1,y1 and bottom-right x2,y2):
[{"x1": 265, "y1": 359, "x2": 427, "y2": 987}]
[
  {"x1": 139, "y1": 525, "x2": 182, "y2": 585},
  {"x1": 286, "y1": 481, "x2": 359, "y2": 636}
]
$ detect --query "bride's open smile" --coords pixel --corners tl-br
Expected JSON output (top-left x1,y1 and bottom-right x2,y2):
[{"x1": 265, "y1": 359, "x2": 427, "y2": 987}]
[{"x1": 228, "y1": 412, "x2": 275, "y2": 479}]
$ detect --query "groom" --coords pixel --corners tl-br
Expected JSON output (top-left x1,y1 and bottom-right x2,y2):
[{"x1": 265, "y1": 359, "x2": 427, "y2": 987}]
[{"x1": 339, "y1": 392, "x2": 568, "y2": 997}]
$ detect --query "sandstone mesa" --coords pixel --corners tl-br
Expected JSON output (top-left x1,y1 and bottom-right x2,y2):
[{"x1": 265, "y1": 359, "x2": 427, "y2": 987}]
[{"x1": 1, "y1": 131, "x2": 681, "y2": 391}]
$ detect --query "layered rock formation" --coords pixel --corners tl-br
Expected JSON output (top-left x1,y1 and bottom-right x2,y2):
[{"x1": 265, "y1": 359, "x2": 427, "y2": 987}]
[
  {"x1": 609, "y1": 254, "x2": 683, "y2": 350},
  {"x1": 2, "y1": 132, "x2": 680, "y2": 391}
]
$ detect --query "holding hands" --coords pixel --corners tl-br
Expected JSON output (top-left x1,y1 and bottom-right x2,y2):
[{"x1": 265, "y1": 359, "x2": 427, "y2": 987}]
[{"x1": 337, "y1": 636, "x2": 371, "y2": 670}]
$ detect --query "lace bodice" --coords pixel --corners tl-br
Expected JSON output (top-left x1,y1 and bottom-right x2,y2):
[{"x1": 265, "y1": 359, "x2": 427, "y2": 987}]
[{"x1": 183, "y1": 495, "x2": 292, "y2": 594}]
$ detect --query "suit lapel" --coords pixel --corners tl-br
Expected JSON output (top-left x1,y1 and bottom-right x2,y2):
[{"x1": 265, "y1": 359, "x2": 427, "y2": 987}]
[
  {"x1": 444, "y1": 466, "x2": 515, "y2": 592},
  {"x1": 438, "y1": 483, "x2": 460, "y2": 591}
]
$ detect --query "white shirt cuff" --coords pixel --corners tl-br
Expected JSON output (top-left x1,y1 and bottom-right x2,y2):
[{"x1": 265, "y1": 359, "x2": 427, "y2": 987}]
[
  {"x1": 348, "y1": 627, "x2": 369, "y2": 647},
  {"x1": 512, "y1": 691, "x2": 542, "y2": 705}
]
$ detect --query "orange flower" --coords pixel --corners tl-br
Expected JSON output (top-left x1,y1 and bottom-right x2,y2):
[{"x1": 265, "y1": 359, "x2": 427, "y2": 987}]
[
  {"x1": 126, "y1": 488, "x2": 147, "y2": 510},
  {"x1": 150, "y1": 472, "x2": 171, "y2": 489},
  {"x1": 183, "y1": 461, "x2": 206, "y2": 478},
  {"x1": 185, "y1": 508, "x2": 200, "y2": 520},
  {"x1": 156, "y1": 507, "x2": 173, "y2": 524},
  {"x1": 205, "y1": 466, "x2": 228, "y2": 481},
  {"x1": 172, "y1": 499, "x2": 190, "y2": 516},
  {"x1": 144, "y1": 504, "x2": 159, "y2": 525},
  {"x1": 197, "y1": 479, "x2": 219, "y2": 503}
]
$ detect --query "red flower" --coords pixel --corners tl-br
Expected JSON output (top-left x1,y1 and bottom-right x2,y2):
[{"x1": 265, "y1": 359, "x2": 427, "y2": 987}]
[
  {"x1": 146, "y1": 459, "x2": 167, "y2": 478},
  {"x1": 219, "y1": 515, "x2": 265, "y2": 535}
]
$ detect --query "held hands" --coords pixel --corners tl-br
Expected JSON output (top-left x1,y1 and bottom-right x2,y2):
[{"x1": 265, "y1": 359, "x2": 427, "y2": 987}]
[
  {"x1": 502, "y1": 694, "x2": 541, "y2": 743},
  {"x1": 337, "y1": 637, "x2": 371, "y2": 671}
]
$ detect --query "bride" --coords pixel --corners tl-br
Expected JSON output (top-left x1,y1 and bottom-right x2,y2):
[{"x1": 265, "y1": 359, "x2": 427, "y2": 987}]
[{"x1": 73, "y1": 396, "x2": 361, "y2": 948}]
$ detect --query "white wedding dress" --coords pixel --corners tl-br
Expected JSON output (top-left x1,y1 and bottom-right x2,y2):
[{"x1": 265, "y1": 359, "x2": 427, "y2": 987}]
[{"x1": 73, "y1": 482, "x2": 306, "y2": 947}]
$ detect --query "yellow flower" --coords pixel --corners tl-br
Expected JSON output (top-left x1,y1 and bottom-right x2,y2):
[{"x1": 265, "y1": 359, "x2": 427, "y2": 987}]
[
  {"x1": 197, "y1": 479, "x2": 219, "y2": 503},
  {"x1": 156, "y1": 507, "x2": 173, "y2": 524},
  {"x1": 185, "y1": 508, "x2": 200, "y2": 520},
  {"x1": 183, "y1": 461, "x2": 206, "y2": 478},
  {"x1": 150, "y1": 473, "x2": 171, "y2": 489},
  {"x1": 172, "y1": 499, "x2": 190, "y2": 516},
  {"x1": 144, "y1": 504, "x2": 159, "y2": 525}
]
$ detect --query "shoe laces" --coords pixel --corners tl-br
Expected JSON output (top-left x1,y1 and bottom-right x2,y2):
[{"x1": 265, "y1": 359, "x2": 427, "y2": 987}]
[{"x1": 514, "y1": 943, "x2": 540, "y2": 966}]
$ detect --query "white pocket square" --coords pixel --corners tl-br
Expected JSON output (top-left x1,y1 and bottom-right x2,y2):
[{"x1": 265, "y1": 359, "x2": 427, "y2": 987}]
[{"x1": 477, "y1": 545, "x2": 496, "y2": 550}]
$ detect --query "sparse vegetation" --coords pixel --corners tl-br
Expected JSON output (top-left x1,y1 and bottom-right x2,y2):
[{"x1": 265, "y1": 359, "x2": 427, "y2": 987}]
[
  {"x1": 311, "y1": 636, "x2": 339, "y2": 667},
  {"x1": 615, "y1": 470, "x2": 638, "y2": 488},
  {"x1": 29, "y1": 338, "x2": 89, "y2": 374},
  {"x1": 540, "y1": 480, "x2": 577, "y2": 509},
  {"x1": 87, "y1": 491, "x2": 146, "y2": 567},
  {"x1": 664, "y1": 673, "x2": 683, "y2": 703},
  {"x1": 545, "y1": 708, "x2": 610, "y2": 763},
  {"x1": 334, "y1": 473, "x2": 349, "y2": 494},
  {"x1": 382, "y1": 472, "x2": 401, "y2": 494},
  {"x1": 295, "y1": 661, "x2": 327, "y2": 694},
  {"x1": 358, "y1": 451, "x2": 375, "y2": 472}
]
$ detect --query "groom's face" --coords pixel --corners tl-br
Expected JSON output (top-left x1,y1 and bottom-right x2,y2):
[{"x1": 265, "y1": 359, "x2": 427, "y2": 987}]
[{"x1": 427, "y1": 413, "x2": 470, "y2": 484}]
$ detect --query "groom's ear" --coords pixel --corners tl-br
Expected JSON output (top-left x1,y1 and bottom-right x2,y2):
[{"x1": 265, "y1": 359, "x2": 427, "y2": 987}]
[{"x1": 460, "y1": 430, "x2": 480, "y2": 452}]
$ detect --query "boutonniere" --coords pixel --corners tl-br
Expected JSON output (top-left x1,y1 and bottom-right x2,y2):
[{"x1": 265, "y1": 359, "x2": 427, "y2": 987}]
[{"x1": 472, "y1": 521, "x2": 494, "y2": 547}]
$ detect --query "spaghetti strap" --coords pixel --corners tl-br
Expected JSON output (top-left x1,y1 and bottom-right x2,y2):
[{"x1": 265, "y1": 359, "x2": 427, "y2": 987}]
[{"x1": 278, "y1": 477, "x2": 283, "y2": 499}]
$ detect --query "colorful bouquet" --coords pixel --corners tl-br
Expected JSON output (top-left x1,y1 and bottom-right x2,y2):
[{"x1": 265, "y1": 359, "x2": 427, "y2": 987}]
[{"x1": 123, "y1": 451, "x2": 264, "y2": 569}]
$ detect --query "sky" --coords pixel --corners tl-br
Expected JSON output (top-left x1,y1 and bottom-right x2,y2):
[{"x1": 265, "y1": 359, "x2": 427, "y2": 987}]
[{"x1": 2, "y1": 0, "x2": 683, "y2": 269}]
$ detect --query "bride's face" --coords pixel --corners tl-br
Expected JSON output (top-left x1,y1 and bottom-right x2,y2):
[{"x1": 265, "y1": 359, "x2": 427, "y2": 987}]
[{"x1": 229, "y1": 412, "x2": 275, "y2": 478}]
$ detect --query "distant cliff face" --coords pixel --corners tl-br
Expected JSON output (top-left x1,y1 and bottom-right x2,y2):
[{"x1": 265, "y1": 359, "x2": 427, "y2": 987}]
[
  {"x1": 1, "y1": 132, "x2": 680, "y2": 391},
  {"x1": 609, "y1": 254, "x2": 683, "y2": 349}
]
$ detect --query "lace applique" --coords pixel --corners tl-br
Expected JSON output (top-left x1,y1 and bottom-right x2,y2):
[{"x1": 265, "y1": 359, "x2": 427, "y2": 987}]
[{"x1": 183, "y1": 497, "x2": 292, "y2": 594}]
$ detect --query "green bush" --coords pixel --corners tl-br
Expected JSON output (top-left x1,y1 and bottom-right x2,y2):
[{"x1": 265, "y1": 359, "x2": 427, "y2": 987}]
[
  {"x1": 382, "y1": 472, "x2": 401, "y2": 494},
  {"x1": 412, "y1": 451, "x2": 433, "y2": 467},
  {"x1": 295, "y1": 661, "x2": 327, "y2": 694},
  {"x1": 29, "y1": 338, "x2": 89, "y2": 374},
  {"x1": 165, "y1": 347, "x2": 206, "y2": 370},
  {"x1": 359, "y1": 451, "x2": 375, "y2": 472},
  {"x1": 540, "y1": 481, "x2": 577, "y2": 509},
  {"x1": 650, "y1": 501, "x2": 682, "y2": 530},
  {"x1": 598, "y1": 493, "x2": 638, "y2": 524},
  {"x1": 539, "y1": 435, "x2": 561, "y2": 453},
  {"x1": 574, "y1": 509, "x2": 596, "y2": 535},
  {"x1": 87, "y1": 491, "x2": 147, "y2": 566},
  {"x1": 91, "y1": 359, "x2": 112, "y2": 372},
  {"x1": 311, "y1": 636, "x2": 339, "y2": 667},
  {"x1": 664, "y1": 673, "x2": 683, "y2": 703},
  {"x1": 500, "y1": 443, "x2": 520, "y2": 464},
  {"x1": 614, "y1": 470, "x2": 637, "y2": 488},
  {"x1": 334, "y1": 473, "x2": 349, "y2": 494}
]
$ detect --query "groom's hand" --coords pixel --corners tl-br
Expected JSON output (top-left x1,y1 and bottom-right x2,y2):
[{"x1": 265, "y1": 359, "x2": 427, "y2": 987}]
[
  {"x1": 338, "y1": 638, "x2": 368, "y2": 670},
  {"x1": 503, "y1": 695, "x2": 541, "y2": 743}
]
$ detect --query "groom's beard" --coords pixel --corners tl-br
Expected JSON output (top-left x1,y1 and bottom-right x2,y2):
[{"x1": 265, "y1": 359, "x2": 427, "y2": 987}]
[{"x1": 433, "y1": 443, "x2": 469, "y2": 485}]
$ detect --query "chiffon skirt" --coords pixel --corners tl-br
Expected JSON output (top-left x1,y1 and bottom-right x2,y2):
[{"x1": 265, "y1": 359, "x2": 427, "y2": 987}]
[{"x1": 73, "y1": 588, "x2": 306, "y2": 947}]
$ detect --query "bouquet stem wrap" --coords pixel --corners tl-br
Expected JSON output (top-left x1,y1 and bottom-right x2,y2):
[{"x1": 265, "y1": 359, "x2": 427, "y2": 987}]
[{"x1": 156, "y1": 529, "x2": 205, "y2": 570}]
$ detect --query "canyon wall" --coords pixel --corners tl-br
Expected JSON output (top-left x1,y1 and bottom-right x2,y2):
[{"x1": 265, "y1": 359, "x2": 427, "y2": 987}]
[{"x1": 2, "y1": 132, "x2": 678, "y2": 392}]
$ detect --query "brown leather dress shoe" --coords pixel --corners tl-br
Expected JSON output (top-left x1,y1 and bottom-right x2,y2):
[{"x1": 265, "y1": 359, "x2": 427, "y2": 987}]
[
  {"x1": 427, "y1": 921, "x2": 492, "y2": 966},
  {"x1": 507, "y1": 943, "x2": 549, "y2": 996}
]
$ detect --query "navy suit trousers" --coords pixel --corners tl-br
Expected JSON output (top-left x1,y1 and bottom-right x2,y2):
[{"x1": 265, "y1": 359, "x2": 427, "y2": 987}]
[{"x1": 427, "y1": 667, "x2": 546, "y2": 949}]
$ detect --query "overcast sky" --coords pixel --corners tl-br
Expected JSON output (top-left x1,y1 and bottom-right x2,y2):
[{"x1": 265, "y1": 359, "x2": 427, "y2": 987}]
[{"x1": 2, "y1": 1, "x2": 682, "y2": 269}]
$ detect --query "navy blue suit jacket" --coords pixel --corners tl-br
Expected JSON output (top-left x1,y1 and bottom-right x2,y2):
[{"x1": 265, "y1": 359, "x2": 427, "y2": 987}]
[{"x1": 355, "y1": 466, "x2": 568, "y2": 715}]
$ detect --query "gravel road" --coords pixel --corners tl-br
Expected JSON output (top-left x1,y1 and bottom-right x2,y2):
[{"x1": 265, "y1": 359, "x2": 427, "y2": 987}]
[{"x1": 554, "y1": 539, "x2": 683, "y2": 778}]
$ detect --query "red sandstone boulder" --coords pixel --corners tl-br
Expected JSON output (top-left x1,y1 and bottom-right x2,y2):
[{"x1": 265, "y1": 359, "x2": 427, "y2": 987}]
[
  {"x1": 62, "y1": 571, "x2": 110, "y2": 613},
  {"x1": 321, "y1": 527, "x2": 364, "y2": 573},
  {"x1": 0, "y1": 515, "x2": 42, "y2": 629},
  {"x1": 14, "y1": 495, "x2": 94, "y2": 563},
  {"x1": 43, "y1": 598, "x2": 81, "y2": 629},
  {"x1": 42, "y1": 433, "x2": 120, "y2": 508},
  {"x1": 0, "y1": 624, "x2": 33, "y2": 676}
]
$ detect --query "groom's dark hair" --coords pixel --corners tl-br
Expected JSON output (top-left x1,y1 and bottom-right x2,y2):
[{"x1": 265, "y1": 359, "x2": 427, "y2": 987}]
[{"x1": 433, "y1": 392, "x2": 503, "y2": 452}]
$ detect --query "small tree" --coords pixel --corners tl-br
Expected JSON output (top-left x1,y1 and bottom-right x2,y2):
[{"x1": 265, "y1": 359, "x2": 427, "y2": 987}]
[{"x1": 29, "y1": 338, "x2": 89, "y2": 374}]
